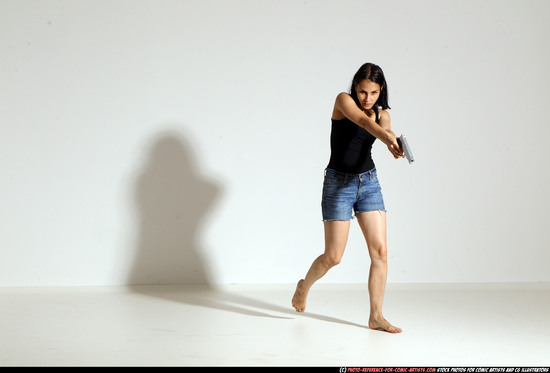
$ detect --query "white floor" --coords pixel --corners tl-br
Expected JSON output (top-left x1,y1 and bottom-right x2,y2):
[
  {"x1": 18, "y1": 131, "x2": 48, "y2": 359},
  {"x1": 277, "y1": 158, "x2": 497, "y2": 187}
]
[{"x1": 1, "y1": 283, "x2": 549, "y2": 367}]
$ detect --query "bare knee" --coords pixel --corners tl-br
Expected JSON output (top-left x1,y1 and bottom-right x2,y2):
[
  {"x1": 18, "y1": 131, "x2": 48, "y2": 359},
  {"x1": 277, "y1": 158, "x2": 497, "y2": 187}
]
[
  {"x1": 370, "y1": 244, "x2": 388, "y2": 264},
  {"x1": 320, "y1": 253, "x2": 342, "y2": 268}
]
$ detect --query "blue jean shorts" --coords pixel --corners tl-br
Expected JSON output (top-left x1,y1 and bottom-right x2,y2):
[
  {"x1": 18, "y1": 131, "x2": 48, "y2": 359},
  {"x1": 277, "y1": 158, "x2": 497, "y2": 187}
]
[{"x1": 321, "y1": 168, "x2": 386, "y2": 221}]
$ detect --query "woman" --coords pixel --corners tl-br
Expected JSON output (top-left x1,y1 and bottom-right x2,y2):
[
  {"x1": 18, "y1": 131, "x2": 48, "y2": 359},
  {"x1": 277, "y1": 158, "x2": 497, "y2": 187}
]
[{"x1": 292, "y1": 63, "x2": 403, "y2": 333}]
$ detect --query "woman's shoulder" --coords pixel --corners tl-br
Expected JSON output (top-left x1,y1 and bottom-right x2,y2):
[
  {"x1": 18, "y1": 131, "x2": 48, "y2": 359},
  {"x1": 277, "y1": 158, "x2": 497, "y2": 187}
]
[
  {"x1": 335, "y1": 92, "x2": 352, "y2": 102},
  {"x1": 378, "y1": 108, "x2": 390, "y2": 120},
  {"x1": 332, "y1": 92, "x2": 353, "y2": 120}
]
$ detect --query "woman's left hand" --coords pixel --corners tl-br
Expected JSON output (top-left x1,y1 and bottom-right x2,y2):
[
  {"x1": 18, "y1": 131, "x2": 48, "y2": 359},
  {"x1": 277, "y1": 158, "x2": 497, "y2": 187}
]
[{"x1": 388, "y1": 139, "x2": 404, "y2": 159}]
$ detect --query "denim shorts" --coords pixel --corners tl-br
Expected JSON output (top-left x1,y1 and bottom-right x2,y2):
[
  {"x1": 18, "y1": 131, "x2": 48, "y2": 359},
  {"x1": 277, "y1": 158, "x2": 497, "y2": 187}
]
[{"x1": 321, "y1": 168, "x2": 386, "y2": 221}]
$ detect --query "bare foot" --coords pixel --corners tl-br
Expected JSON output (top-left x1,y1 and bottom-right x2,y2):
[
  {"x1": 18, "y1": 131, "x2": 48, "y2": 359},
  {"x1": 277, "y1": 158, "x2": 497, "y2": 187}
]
[
  {"x1": 369, "y1": 315, "x2": 402, "y2": 333},
  {"x1": 292, "y1": 280, "x2": 307, "y2": 312}
]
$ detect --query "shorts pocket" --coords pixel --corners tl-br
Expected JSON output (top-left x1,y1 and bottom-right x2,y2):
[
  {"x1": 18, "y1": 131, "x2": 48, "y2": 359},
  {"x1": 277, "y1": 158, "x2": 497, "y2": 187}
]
[{"x1": 323, "y1": 171, "x2": 345, "y2": 188}]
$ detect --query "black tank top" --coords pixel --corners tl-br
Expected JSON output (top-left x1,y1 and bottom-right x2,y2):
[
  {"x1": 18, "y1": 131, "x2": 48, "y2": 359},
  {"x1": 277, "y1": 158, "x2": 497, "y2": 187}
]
[{"x1": 326, "y1": 106, "x2": 379, "y2": 174}]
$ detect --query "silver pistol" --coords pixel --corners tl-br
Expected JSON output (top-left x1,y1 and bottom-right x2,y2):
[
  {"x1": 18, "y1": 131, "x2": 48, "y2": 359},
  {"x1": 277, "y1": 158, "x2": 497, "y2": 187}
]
[{"x1": 397, "y1": 135, "x2": 414, "y2": 164}]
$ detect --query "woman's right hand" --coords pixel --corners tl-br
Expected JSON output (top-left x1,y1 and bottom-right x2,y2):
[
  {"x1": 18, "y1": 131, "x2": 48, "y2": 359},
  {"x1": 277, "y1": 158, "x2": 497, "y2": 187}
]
[{"x1": 386, "y1": 131, "x2": 403, "y2": 159}]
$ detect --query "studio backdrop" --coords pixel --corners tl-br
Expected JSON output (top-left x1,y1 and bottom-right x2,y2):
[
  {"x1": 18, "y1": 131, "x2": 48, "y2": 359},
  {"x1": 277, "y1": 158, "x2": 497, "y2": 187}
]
[{"x1": 1, "y1": 0, "x2": 549, "y2": 286}]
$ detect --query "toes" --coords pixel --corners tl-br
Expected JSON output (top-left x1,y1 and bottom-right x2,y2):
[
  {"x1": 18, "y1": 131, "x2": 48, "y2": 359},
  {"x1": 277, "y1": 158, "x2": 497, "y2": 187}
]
[
  {"x1": 291, "y1": 300, "x2": 305, "y2": 312},
  {"x1": 369, "y1": 319, "x2": 402, "y2": 333},
  {"x1": 388, "y1": 325, "x2": 402, "y2": 333}
]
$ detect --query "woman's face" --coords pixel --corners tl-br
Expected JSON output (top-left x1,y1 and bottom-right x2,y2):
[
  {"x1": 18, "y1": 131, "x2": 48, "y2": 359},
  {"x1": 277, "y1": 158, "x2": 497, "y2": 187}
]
[{"x1": 355, "y1": 79, "x2": 381, "y2": 111}]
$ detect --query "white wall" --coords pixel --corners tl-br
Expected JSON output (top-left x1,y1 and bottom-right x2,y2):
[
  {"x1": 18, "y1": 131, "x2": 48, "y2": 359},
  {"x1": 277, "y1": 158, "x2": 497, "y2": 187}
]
[{"x1": 1, "y1": 0, "x2": 549, "y2": 286}]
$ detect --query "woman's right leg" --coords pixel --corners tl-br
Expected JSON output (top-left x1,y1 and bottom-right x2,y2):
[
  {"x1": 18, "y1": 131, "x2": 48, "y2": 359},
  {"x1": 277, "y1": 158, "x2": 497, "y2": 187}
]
[{"x1": 292, "y1": 220, "x2": 350, "y2": 312}]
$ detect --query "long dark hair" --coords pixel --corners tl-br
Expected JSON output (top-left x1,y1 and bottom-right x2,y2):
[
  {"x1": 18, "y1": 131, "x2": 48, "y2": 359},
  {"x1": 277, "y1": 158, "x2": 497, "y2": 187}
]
[{"x1": 349, "y1": 63, "x2": 390, "y2": 110}]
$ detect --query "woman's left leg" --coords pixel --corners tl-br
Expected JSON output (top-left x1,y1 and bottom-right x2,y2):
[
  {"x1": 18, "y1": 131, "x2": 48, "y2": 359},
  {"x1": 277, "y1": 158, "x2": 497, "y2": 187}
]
[{"x1": 356, "y1": 211, "x2": 402, "y2": 333}]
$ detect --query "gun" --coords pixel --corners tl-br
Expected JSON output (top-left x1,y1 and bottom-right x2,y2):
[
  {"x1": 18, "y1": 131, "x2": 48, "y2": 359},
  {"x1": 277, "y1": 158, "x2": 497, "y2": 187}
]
[{"x1": 397, "y1": 135, "x2": 414, "y2": 164}]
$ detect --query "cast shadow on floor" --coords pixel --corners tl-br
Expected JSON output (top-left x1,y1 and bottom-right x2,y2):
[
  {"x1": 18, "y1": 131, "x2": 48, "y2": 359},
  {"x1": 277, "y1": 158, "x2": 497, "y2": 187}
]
[
  {"x1": 127, "y1": 129, "x2": 366, "y2": 329},
  {"x1": 129, "y1": 283, "x2": 368, "y2": 329}
]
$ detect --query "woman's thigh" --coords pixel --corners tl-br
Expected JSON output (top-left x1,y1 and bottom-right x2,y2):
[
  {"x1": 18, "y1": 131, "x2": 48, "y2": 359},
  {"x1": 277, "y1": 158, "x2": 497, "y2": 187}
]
[
  {"x1": 323, "y1": 220, "x2": 351, "y2": 261},
  {"x1": 356, "y1": 211, "x2": 387, "y2": 257}
]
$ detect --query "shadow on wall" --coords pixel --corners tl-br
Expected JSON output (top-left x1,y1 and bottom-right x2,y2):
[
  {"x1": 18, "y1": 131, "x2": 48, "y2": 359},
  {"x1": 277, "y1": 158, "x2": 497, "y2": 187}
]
[
  {"x1": 126, "y1": 130, "x2": 368, "y2": 329},
  {"x1": 127, "y1": 130, "x2": 221, "y2": 285}
]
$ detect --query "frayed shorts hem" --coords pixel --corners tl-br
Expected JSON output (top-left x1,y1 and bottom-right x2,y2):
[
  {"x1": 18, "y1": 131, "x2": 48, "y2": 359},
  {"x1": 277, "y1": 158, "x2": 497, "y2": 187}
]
[{"x1": 322, "y1": 209, "x2": 387, "y2": 222}]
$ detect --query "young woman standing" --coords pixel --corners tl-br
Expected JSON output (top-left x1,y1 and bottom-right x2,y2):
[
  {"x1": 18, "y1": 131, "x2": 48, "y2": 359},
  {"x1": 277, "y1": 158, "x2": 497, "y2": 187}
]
[{"x1": 292, "y1": 63, "x2": 403, "y2": 333}]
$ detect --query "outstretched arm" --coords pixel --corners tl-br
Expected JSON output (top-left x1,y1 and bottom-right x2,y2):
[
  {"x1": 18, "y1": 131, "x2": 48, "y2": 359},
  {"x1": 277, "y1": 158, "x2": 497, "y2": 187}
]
[
  {"x1": 334, "y1": 93, "x2": 394, "y2": 144},
  {"x1": 378, "y1": 110, "x2": 404, "y2": 159},
  {"x1": 334, "y1": 93, "x2": 402, "y2": 158}
]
